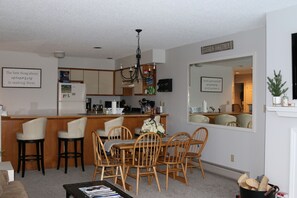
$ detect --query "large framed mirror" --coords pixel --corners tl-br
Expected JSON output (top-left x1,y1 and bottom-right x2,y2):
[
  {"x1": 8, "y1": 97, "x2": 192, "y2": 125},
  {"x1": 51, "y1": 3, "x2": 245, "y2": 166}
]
[{"x1": 188, "y1": 56, "x2": 253, "y2": 129}]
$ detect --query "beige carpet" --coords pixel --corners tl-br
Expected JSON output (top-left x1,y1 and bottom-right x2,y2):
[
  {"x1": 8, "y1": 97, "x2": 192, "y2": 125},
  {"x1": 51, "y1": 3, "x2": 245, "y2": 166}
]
[{"x1": 15, "y1": 165, "x2": 239, "y2": 197}]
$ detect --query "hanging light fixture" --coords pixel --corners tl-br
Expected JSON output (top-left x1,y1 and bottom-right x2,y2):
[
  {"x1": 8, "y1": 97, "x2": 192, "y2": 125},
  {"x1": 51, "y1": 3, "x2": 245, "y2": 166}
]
[{"x1": 120, "y1": 29, "x2": 144, "y2": 83}]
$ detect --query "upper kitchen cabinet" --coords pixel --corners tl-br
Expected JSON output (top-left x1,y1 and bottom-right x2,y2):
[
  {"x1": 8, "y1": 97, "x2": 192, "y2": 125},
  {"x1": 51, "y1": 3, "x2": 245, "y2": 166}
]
[
  {"x1": 58, "y1": 68, "x2": 114, "y2": 96},
  {"x1": 114, "y1": 70, "x2": 123, "y2": 95},
  {"x1": 70, "y1": 69, "x2": 84, "y2": 82},
  {"x1": 84, "y1": 70, "x2": 114, "y2": 95},
  {"x1": 83, "y1": 70, "x2": 99, "y2": 95},
  {"x1": 58, "y1": 68, "x2": 83, "y2": 83},
  {"x1": 116, "y1": 64, "x2": 156, "y2": 95},
  {"x1": 134, "y1": 64, "x2": 156, "y2": 95},
  {"x1": 98, "y1": 71, "x2": 113, "y2": 95}
]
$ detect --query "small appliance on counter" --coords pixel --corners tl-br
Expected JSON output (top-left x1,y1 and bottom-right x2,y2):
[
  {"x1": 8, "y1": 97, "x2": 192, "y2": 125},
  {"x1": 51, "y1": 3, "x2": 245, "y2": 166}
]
[
  {"x1": 86, "y1": 98, "x2": 92, "y2": 111},
  {"x1": 120, "y1": 99, "x2": 131, "y2": 113},
  {"x1": 139, "y1": 98, "x2": 155, "y2": 114},
  {"x1": 92, "y1": 104, "x2": 103, "y2": 112},
  {"x1": 104, "y1": 101, "x2": 112, "y2": 108}
]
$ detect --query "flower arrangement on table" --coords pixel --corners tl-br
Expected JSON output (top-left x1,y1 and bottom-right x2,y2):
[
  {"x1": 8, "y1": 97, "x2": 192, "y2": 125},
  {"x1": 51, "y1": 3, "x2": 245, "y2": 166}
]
[{"x1": 140, "y1": 116, "x2": 165, "y2": 137}]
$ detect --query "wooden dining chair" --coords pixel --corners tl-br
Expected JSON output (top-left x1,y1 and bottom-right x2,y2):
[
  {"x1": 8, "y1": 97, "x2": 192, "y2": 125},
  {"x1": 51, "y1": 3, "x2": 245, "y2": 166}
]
[
  {"x1": 91, "y1": 131, "x2": 126, "y2": 191},
  {"x1": 124, "y1": 132, "x2": 162, "y2": 195},
  {"x1": 108, "y1": 126, "x2": 133, "y2": 140},
  {"x1": 185, "y1": 127, "x2": 209, "y2": 178},
  {"x1": 157, "y1": 132, "x2": 191, "y2": 191},
  {"x1": 108, "y1": 126, "x2": 133, "y2": 161}
]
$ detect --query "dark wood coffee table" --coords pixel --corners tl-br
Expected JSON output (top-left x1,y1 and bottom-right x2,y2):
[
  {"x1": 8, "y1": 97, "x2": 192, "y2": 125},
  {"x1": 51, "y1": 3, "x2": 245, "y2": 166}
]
[{"x1": 63, "y1": 180, "x2": 133, "y2": 198}]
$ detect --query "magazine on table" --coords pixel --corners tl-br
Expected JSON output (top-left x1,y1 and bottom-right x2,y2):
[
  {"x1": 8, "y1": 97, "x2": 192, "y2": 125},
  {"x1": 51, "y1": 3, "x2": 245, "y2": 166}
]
[{"x1": 79, "y1": 185, "x2": 123, "y2": 198}]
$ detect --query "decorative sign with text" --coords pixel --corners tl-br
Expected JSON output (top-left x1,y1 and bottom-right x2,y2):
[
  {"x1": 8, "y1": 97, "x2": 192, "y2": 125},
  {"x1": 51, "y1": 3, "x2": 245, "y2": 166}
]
[
  {"x1": 200, "y1": 76, "x2": 223, "y2": 93},
  {"x1": 201, "y1": 41, "x2": 234, "y2": 54},
  {"x1": 2, "y1": 67, "x2": 42, "y2": 88}
]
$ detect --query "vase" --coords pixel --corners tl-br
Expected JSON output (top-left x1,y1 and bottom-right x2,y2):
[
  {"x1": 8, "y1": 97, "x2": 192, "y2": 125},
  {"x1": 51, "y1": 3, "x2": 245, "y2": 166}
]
[
  {"x1": 272, "y1": 96, "x2": 281, "y2": 106},
  {"x1": 281, "y1": 95, "x2": 289, "y2": 107}
]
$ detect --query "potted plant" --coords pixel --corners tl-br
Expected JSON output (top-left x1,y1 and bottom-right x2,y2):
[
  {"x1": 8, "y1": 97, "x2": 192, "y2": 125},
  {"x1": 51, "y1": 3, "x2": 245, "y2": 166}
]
[{"x1": 267, "y1": 70, "x2": 288, "y2": 106}]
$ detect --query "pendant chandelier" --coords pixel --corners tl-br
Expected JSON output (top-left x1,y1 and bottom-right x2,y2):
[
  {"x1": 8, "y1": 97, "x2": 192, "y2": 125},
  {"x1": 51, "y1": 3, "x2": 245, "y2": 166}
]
[{"x1": 120, "y1": 29, "x2": 144, "y2": 83}]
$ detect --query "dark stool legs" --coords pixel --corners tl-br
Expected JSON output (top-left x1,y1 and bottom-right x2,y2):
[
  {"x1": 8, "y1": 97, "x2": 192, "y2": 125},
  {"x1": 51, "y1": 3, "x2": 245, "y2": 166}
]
[
  {"x1": 57, "y1": 138, "x2": 84, "y2": 174},
  {"x1": 17, "y1": 139, "x2": 45, "y2": 177},
  {"x1": 80, "y1": 139, "x2": 85, "y2": 171}
]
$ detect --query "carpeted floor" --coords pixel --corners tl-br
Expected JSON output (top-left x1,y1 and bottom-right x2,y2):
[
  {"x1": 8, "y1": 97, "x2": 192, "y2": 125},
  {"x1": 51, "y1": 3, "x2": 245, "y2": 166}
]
[{"x1": 15, "y1": 165, "x2": 239, "y2": 197}]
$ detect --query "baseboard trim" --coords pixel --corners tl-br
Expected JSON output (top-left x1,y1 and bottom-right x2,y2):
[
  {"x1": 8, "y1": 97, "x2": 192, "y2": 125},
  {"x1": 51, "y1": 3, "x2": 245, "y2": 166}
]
[{"x1": 201, "y1": 160, "x2": 247, "y2": 180}]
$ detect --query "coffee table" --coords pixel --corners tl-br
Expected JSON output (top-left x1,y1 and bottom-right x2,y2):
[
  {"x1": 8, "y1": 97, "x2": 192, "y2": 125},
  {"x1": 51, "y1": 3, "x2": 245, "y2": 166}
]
[{"x1": 63, "y1": 180, "x2": 133, "y2": 198}]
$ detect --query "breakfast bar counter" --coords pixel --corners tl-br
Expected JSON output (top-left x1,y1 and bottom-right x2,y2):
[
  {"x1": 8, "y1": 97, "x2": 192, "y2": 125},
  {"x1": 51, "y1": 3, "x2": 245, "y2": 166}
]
[{"x1": 1, "y1": 113, "x2": 167, "y2": 171}]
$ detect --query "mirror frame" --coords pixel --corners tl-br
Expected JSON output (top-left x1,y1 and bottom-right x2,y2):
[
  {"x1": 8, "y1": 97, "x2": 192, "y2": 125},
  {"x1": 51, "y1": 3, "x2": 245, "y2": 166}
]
[{"x1": 187, "y1": 54, "x2": 255, "y2": 132}]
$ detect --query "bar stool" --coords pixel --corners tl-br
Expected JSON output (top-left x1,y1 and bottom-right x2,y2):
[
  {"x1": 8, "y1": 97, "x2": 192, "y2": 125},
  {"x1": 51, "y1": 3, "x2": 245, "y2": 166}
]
[
  {"x1": 57, "y1": 117, "x2": 87, "y2": 174},
  {"x1": 16, "y1": 117, "x2": 47, "y2": 177},
  {"x1": 96, "y1": 116, "x2": 124, "y2": 139}
]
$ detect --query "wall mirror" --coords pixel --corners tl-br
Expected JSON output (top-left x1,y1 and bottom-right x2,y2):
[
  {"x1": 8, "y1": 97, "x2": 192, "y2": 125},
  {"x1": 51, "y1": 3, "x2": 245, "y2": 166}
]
[{"x1": 188, "y1": 56, "x2": 253, "y2": 129}]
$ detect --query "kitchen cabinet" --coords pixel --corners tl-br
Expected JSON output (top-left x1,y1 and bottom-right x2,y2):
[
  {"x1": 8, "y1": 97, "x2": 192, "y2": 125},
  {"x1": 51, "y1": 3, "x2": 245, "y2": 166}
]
[
  {"x1": 58, "y1": 65, "x2": 156, "y2": 96},
  {"x1": 58, "y1": 68, "x2": 83, "y2": 82},
  {"x1": 70, "y1": 69, "x2": 84, "y2": 82},
  {"x1": 83, "y1": 70, "x2": 114, "y2": 95},
  {"x1": 58, "y1": 68, "x2": 114, "y2": 96},
  {"x1": 114, "y1": 70, "x2": 123, "y2": 95},
  {"x1": 133, "y1": 77, "x2": 143, "y2": 94},
  {"x1": 83, "y1": 70, "x2": 99, "y2": 95},
  {"x1": 115, "y1": 64, "x2": 156, "y2": 95},
  {"x1": 117, "y1": 68, "x2": 134, "y2": 96},
  {"x1": 98, "y1": 71, "x2": 113, "y2": 95},
  {"x1": 135, "y1": 64, "x2": 156, "y2": 95}
]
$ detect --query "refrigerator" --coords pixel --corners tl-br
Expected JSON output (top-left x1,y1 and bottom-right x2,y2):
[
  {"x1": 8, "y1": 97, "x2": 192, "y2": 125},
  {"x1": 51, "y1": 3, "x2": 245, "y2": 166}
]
[{"x1": 58, "y1": 83, "x2": 87, "y2": 115}]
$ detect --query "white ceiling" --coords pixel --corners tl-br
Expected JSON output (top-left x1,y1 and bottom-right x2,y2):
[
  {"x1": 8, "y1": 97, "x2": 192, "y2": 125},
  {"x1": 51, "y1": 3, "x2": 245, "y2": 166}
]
[{"x1": 1, "y1": 0, "x2": 297, "y2": 60}]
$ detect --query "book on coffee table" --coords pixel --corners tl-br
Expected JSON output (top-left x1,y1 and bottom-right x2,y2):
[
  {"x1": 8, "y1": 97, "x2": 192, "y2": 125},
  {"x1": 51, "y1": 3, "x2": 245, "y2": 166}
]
[{"x1": 79, "y1": 185, "x2": 123, "y2": 198}]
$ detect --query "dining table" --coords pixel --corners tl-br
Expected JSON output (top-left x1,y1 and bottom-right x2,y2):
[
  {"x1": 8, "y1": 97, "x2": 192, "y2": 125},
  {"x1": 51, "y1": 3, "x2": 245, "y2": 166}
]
[{"x1": 103, "y1": 135, "x2": 203, "y2": 191}]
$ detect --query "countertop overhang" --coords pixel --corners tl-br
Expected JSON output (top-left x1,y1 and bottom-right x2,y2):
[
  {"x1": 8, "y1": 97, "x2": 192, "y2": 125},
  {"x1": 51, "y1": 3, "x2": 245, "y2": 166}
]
[{"x1": 2, "y1": 113, "x2": 168, "y2": 120}]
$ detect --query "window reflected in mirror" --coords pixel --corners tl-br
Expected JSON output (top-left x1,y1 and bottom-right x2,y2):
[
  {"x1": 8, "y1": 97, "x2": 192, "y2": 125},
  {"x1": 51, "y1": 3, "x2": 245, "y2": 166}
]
[{"x1": 188, "y1": 56, "x2": 253, "y2": 129}]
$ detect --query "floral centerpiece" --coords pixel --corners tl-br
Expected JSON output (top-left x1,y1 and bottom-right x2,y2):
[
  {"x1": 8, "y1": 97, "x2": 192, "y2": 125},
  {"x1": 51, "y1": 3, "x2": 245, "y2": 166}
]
[{"x1": 140, "y1": 116, "x2": 165, "y2": 137}]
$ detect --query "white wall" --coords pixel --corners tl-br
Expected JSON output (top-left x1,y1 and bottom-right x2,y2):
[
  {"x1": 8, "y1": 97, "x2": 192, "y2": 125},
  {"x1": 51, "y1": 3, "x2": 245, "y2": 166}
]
[
  {"x1": 0, "y1": 51, "x2": 58, "y2": 115},
  {"x1": 58, "y1": 56, "x2": 115, "y2": 70},
  {"x1": 266, "y1": 5, "x2": 297, "y2": 194},
  {"x1": 155, "y1": 28, "x2": 266, "y2": 178}
]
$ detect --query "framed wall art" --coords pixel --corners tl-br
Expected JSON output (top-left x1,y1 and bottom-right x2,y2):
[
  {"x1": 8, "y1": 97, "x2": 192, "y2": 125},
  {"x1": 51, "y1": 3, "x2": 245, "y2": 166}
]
[
  {"x1": 2, "y1": 67, "x2": 42, "y2": 88},
  {"x1": 200, "y1": 76, "x2": 223, "y2": 93}
]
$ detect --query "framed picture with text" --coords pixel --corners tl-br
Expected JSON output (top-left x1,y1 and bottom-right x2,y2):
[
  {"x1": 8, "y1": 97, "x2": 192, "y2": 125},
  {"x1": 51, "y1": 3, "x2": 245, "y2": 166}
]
[
  {"x1": 2, "y1": 67, "x2": 42, "y2": 88},
  {"x1": 200, "y1": 76, "x2": 223, "y2": 93}
]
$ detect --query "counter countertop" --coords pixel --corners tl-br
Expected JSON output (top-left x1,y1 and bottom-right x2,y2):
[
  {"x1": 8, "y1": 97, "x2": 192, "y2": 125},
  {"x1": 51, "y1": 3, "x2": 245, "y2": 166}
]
[{"x1": 2, "y1": 113, "x2": 168, "y2": 120}]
